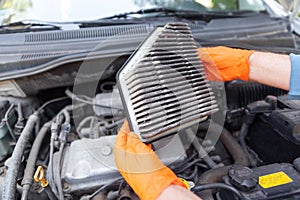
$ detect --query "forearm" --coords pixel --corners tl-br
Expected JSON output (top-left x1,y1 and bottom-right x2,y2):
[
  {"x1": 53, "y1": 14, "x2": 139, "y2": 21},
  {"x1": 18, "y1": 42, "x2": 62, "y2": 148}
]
[
  {"x1": 157, "y1": 185, "x2": 201, "y2": 200},
  {"x1": 249, "y1": 51, "x2": 291, "y2": 90}
]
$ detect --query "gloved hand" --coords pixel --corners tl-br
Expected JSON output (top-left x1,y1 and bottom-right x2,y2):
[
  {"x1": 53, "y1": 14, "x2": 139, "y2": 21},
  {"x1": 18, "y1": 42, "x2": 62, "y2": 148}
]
[
  {"x1": 198, "y1": 46, "x2": 255, "y2": 81},
  {"x1": 114, "y1": 121, "x2": 187, "y2": 200}
]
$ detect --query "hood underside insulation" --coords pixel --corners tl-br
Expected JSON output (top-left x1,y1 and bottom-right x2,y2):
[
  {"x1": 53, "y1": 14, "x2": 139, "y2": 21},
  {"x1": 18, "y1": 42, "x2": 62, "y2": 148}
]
[{"x1": 117, "y1": 22, "x2": 218, "y2": 142}]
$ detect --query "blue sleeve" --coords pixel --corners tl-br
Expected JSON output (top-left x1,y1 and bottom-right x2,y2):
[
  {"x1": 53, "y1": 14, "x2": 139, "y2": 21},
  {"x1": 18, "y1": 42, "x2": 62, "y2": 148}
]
[{"x1": 288, "y1": 53, "x2": 300, "y2": 100}]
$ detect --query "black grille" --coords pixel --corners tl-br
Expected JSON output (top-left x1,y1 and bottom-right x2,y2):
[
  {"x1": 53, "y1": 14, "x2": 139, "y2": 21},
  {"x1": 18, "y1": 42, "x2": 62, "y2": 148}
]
[
  {"x1": 25, "y1": 25, "x2": 153, "y2": 42},
  {"x1": 226, "y1": 81, "x2": 287, "y2": 109}
]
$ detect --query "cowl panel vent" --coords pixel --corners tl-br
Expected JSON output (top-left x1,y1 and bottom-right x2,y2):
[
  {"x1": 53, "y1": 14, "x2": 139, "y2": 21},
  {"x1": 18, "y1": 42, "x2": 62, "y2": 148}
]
[
  {"x1": 25, "y1": 24, "x2": 153, "y2": 43},
  {"x1": 117, "y1": 23, "x2": 218, "y2": 142}
]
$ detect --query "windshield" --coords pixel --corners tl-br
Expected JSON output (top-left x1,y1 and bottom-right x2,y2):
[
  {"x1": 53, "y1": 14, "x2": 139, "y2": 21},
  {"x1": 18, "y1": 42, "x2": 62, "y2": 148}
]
[{"x1": 0, "y1": 0, "x2": 265, "y2": 24}]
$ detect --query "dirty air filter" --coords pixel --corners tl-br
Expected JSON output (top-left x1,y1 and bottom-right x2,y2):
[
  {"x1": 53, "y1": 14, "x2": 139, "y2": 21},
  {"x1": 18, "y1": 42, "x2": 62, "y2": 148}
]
[{"x1": 117, "y1": 23, "x2": 218, "y2": 142}]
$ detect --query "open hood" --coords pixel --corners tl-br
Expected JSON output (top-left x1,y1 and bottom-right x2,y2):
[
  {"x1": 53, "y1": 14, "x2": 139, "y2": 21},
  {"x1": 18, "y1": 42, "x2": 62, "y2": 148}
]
[
  {"x1": 286, "y1": 0, "x2": 300, "y2": 35},
  {"x1": 263, "y1": 0, "x2": 300, "y2": 34}
]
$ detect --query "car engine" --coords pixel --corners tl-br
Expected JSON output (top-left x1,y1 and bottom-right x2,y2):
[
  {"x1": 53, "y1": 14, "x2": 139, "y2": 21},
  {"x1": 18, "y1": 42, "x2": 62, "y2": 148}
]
[{"x1": 0, "y1": 22, "x2": 300, "y2": 200}]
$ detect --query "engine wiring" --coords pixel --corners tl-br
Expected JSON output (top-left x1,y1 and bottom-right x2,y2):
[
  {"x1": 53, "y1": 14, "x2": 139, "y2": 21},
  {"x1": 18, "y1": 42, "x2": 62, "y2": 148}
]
[
  {"x1": 36, "y1": 96, "x2": 70, "y2": 113},
  {"x1": 84, "y1": 177, "x2": 124, "y2": 200},
  {"x1": 3, "y1": 103, "x2": 17, "y2": 142},
  {"x1": 47, "y1": 109, "x2": 71, "y2": 199},
  {"x1": 2, "y1": 112, "x2": 40, "y2": 200},
  {"x1": 65, "y1": 89, "x2": 123, "y2": 110},
  {"x1": 191, "y1": 183, "x2": 245, "y2": 200},
  {"x1": 21, "y1": 120, "x2": 52, "y2": 200},
  {"x1": 56, "y1": 110, "x2": 71, "y2": 200}
]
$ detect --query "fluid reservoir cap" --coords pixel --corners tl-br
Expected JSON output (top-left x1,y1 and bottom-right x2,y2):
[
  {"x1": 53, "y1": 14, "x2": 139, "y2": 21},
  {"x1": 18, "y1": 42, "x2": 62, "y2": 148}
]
[{"x1": 228, "y1": 165, "x2": 257, "y2": 192}]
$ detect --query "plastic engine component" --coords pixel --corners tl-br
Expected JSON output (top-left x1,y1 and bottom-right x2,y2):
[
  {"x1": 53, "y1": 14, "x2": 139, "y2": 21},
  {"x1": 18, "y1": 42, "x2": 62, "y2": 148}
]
[
  {"x1": 247, "y1": 97, "x2": 300, "y2": 164},
  {"x1": 220, "y1": 163, "x2": 300, "y2": 200},
  {"x1": 117, "y1": 22, "x2": 218, "y2": 142},
  {"x1": 225, "y1": 81, "x2": 287, "y2": 130},
  {"x1": 60, "y1": 135, "x2": 187, "y2": 193}
]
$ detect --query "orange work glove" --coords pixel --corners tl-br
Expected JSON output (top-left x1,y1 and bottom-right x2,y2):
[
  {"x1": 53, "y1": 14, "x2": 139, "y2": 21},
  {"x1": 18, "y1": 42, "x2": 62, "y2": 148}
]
[
  {"x1": 114, "y1": 121, "x2": 187, "y2": 200},
  {"x1": 198, "y1": 46, "x2": 255, "y2": 81}
]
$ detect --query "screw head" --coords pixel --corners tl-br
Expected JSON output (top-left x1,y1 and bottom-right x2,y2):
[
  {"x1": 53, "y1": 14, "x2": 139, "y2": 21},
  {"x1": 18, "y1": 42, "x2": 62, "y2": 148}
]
[
  {"x1": 63, "y1": 182, "x2": 71, "y2": 192},
  {"x1": 101, "y1": 145, "x2": 112, "y2": 156}
]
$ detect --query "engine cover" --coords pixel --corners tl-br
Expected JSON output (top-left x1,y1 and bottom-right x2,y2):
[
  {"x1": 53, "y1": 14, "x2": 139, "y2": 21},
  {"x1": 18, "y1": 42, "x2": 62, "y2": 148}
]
[{"x1": 60, "y1": 135, "x2": 187, "y2": 193}]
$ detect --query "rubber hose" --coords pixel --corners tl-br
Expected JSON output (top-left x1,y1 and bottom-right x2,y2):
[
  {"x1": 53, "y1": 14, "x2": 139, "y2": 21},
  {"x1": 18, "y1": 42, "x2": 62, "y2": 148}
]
[
  {"x1": 197, "y1": 166, "x2": 232, "y2": 200},
  {"x1": 186, "y1": 128, "x2": 217, "y2": 169},
  {"x1": 44, "y1": 186, "x2": 57, "y2": 200},
  {"x1": 91, "y1": 192, "x2": 107, "y2": 200},
  {"x1": 192, "y1": 138, "x2": 218, "y2": 169},
  {"x1": 20, "y1": 121, "x2": 51, "y2": 200},
  {"x1": 56, "y1": 144, "x2": 65, "y2": 200},
  {"x1": 20, "y1": 187, "x2": 29, "y2": 200},
  {"x1": 2, "y1": 113, "x2": 39, "y2": 200},
  {"x1": 239, "y1": 123, "x2": 256, "y2": 167},
  {"x1": 192, "y1": 183, "x2": 245, "y2": 200},
  {"x1": 219, "y1": 125, "x2": 250, "y2": 166},
  {"x1": 196, "y1": 123, "x2": 250, "y2": 200}
]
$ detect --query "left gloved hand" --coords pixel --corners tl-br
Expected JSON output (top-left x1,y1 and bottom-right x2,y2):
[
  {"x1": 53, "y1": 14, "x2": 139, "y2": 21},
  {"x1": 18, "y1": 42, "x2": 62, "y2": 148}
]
[{"x1": 114, "y1": 120, "x2": 187, "y2": 200}]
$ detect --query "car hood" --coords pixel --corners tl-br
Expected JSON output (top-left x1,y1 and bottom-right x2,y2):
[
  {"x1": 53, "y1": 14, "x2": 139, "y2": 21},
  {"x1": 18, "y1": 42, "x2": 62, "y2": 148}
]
[{"x1": 263, "y1": 0, "x2": 300, "y2": 34}]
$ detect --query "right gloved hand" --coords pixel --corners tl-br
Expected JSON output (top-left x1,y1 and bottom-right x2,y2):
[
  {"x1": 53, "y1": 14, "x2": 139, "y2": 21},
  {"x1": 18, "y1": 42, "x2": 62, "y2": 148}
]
[{"x1": 198, "y1": 46, "x2": 255, "y2": 81}]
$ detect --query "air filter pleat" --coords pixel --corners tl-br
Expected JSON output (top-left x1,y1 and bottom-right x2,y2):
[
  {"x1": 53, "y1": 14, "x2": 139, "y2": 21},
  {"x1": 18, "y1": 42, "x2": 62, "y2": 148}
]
[
  {"x1": 155, "y1": 38, "x2": 195, "y2": 43},
  {"x1": 135, "y1": 95, "x2": 216, "y2": 120},
  {"x1": 153, "y1": 41, "x2": 196, "y2": 46},
  {"x1": 127, "y1": 76, "x2": 207, "y2": 94},
  {"x1": 127, "y1": 63, "x2": 205, "y2": 78},
  {"x1": 148, "y1": 50, "x2": 199, "y2": 57},
  {"x1": 133, "y1": 89, "x2": 212, "y2": 113},
  {"x1": 127, "y1": 72, "x2": 207, "y2": 89},
  {"x1": 126, "y1": 67, "x2": 203, "y2": 82},
  {"x1": 131, "y1": 85, "x2": 211, "y2": 106},
  {"x1": 132, "y1": 60, "x2": 205, "y2": 73},
  {"x1": 126, "y1": 63, "x2": 206, "y2": 82},
  {"x1": 139, "y1": 53, "x2": 199, "y2": 62},
  {"x1": 137, "y1": 103, "x2": 217, "y2": 128},
  {"x1": 139, "y1": 105, "x2": 218, "y2": 133},
  {"x1": 118, "y1": 22, "x2": 219, "y2": 142},
  {"x1": 152, "y1": 44, "x2": 197, "y2": 50},
  {"x1": 129, "y1": 78, "x2": 207, "y2": 99},
  {"x1": 126, "y1": 70, "x2": 205, "y2": 89}
]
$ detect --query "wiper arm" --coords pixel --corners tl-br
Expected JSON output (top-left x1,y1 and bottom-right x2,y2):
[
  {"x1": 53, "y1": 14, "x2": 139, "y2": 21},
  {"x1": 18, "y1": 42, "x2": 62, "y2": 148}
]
[
  {"x1": 101, "y1": 7, "x2": 215, "y2": 19},
  {"x1": 0, "y1": 20, "x2": 80, "y2": 32},
  {"x1": 101, "y1": 7, "x2": 259, "y2": 20}
]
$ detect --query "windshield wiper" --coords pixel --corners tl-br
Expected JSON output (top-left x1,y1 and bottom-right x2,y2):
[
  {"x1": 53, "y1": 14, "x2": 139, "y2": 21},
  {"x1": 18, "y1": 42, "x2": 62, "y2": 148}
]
[
  {"x1": 102, "y1": 7, "x2": 185, "y2": 19},
  {"x1": 0, "y1": 20, "x2": 80, "y2": 33},
  {"x1": 101, "y1": 7, "x2": 259, "y2": 20}
]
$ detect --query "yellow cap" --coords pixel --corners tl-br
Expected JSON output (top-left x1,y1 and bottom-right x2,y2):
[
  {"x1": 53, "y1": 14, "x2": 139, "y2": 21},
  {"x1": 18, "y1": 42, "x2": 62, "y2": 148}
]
[{"x1": 179, "y1": 178, "x2": 190, "y2": 190}]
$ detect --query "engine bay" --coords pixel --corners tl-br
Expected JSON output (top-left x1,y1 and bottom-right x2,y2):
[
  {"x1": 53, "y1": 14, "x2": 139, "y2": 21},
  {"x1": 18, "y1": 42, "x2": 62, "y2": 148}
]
[{"x1": 1, "y1": 21, "x2": 300, "y2": 200}]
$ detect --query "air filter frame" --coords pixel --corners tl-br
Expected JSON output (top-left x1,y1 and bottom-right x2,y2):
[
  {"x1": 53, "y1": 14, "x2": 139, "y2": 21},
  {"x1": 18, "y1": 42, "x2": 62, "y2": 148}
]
[{"x1": 117, "y1": 23, "x2": 218, "y2": 142}]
